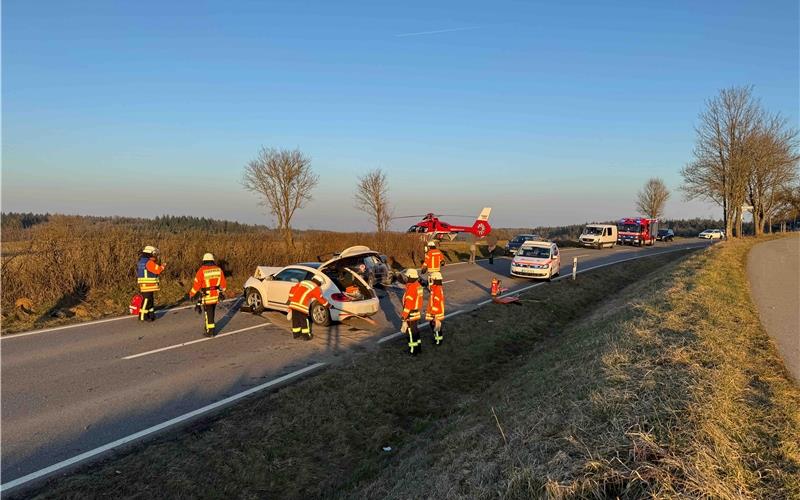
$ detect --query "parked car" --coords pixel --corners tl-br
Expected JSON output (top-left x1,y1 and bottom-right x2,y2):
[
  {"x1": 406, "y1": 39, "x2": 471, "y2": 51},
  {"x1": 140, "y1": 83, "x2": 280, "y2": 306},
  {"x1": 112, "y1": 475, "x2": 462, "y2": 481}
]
[
  {"x1": 510, "y1": 240, "x2": 561, "y2": 281},
  {"x1": 243, "y1": 246, "x2": 384, "y2": 325},
  {"x1": 656, "y1": 228, "x2": 675, "y2": 242},
  {"x1": 579, "y1": 224, "x2": 617, "y2": 248},
  {"x1": 507, "y1": 234, "x2": 540, "y2": 254},
  {"x1": 698, "y1": 229, "x2": 725, "y2": 239}
]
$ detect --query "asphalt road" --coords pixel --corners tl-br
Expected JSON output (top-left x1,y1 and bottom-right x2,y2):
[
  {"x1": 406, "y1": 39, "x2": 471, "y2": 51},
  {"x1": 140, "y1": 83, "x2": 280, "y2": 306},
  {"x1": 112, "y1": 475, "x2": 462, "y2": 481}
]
[
  {"x1": 747, "y1": 235, "x2": 800, "y2": 382},
  {"x1": 1, "y1": 239, "x2": 710, "y2": 490}
]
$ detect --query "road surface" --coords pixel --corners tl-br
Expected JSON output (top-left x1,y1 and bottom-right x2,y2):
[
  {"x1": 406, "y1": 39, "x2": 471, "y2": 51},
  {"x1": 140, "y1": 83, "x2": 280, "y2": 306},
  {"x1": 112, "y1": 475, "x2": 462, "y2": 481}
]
[
  {"x1": 747, "y1": 235, "x2": 800, "y2": 382},
  {"x1": 1, "y1": 239, "x2": 710, "y2": 491}
]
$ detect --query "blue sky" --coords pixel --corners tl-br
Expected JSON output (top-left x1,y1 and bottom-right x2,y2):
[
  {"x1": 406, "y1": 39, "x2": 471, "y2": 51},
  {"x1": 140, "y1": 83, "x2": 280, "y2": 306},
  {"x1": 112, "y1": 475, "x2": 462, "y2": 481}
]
[{"x1": 3, "y1": 0, "x2": 798, "y2": 229}]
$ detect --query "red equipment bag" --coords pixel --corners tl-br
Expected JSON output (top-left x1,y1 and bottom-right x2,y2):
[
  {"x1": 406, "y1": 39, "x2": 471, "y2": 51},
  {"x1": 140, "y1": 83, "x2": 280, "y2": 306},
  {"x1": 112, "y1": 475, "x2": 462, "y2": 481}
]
[{"x1": 129, "y1": 293, "x2": 143, "y2": 315}]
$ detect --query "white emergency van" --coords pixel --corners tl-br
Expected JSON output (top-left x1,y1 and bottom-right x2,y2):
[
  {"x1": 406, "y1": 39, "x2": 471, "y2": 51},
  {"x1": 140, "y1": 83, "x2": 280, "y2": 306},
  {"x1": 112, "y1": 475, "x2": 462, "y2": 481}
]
[{"x1": 579, "y1": 224, "x2": 617, "y2": 249}]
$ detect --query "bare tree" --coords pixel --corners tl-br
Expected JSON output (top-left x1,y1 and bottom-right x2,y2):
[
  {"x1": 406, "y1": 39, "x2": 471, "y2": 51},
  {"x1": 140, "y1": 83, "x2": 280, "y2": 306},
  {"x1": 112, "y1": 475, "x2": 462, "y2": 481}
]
[
  {"x1": 636, "y1": 178, "x2": 670, "y2": 219},
  {"x1": 354, "y1": 169, "x2": 393, "y2": 233},
  {"x1": 682, "y1": 86, "x2": 762, "y2": 238},
  {"x1": 242, "y1": 147, "x2": 318, "y2": 248},
  {"x1": 744, "y1": 113, "x2": 799, "y2": 235}
]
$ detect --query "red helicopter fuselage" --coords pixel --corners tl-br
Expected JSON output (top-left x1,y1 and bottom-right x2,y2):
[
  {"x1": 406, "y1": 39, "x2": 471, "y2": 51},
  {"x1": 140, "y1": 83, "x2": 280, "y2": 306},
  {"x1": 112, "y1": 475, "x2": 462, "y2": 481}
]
[{"x1": 406, "y1": 208, "x2": 492, "y2": 240}]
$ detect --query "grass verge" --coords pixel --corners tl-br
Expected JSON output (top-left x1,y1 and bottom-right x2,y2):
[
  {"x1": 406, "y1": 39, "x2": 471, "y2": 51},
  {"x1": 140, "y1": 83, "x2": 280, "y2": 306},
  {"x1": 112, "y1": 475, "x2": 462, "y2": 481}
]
[{"x1": 24, "y1": 241, "x2": 799, "y2": 498}]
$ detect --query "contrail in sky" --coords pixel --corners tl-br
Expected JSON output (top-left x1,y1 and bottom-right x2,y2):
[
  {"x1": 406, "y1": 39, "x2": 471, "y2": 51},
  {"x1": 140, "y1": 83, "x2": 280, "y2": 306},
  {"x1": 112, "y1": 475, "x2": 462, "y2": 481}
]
[{"x1": 394, "y1": 26, "x2": 479, "y2": 37}]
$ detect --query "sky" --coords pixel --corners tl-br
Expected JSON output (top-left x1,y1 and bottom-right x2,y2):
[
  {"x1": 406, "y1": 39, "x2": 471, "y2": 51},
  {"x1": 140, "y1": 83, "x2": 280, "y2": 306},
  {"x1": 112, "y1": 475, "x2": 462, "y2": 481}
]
[{"x1": 2, "y1": 0, "x2": 798, "y2": 230}]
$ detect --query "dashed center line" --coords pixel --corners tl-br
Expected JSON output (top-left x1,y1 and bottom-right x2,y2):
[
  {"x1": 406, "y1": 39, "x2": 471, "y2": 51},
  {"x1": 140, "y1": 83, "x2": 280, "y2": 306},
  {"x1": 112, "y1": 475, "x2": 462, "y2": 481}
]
[{"x1": 123, "y1": 323, "x2": 269, "y2": 360}]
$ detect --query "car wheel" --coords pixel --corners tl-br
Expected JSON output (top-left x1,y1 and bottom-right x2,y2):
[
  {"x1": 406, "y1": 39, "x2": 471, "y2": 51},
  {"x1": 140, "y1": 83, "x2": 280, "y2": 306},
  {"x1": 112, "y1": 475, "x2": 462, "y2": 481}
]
[
  {"x1": 311, "y1": 301, "x2": 331, "y2": 326},
  {"x1": 245, "y1": 288, "x2": 264, "y2": 314}
]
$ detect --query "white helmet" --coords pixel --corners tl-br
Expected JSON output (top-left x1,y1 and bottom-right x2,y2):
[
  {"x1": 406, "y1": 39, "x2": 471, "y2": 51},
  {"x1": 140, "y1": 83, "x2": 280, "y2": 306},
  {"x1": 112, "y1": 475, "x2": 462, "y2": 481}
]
[
  {"x1": 143, "y1": 245, "x2": 158, "y2": 255},
  {"x1": 202, "y1": 253, "x2": 215, "y2": 262},
  {"x1": 404, "y1": 268, "x2": 419, "y2": 280},
  {"x1": 427, "y1": 240, "x2": 437, "y2": 248},
  {"x1": 429, "y1": 271, "x2": 443, "y2": 281}
]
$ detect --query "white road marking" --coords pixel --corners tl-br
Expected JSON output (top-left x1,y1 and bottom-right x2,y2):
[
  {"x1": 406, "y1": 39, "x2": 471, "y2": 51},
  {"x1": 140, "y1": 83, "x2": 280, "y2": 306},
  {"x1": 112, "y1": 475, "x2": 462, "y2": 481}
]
[
  {"x1": 123, "y1": 322, "x2": 267, "y2": 360},
  {"x1": 442, "y1": 280, "x2": 456, "y2": 284},
  {"x1": 0, "y1": 362, "x2": 327, "y2": 494},
  {"x1": 377, "y1": 309, "x2": 466, "y2": 344},
  {"x1": 1, "y1": 297, "x2": 244, "y2": 341}
]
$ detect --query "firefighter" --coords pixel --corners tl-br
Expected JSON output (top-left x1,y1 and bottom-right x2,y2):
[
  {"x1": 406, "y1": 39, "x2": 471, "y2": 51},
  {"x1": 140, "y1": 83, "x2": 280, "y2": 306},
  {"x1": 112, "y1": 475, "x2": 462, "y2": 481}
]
[
  {"x1": 426, "y1": 271, "x2": 445, "y2": 345},
  {"x1": 401, "y1": 268, "x2": 424, "y2": 355},
  {"x1": 188, "y1": 253, "x2": 227, "y2": 337},
  {"x1": 136, "y1": 245, "x2": 166, "y2": 322},
  {"x1": 421, "y1": 240, "x2": 444, "y2": 275},
  {"x1": 288, "y1": 275, "x2": 330, "y2": 340}
]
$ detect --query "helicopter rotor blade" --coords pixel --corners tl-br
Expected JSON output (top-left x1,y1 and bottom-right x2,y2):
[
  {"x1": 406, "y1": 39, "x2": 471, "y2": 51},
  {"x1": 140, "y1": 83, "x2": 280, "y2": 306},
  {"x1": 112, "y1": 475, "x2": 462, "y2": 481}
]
[{"x1": 391, "y1": 215, "x2": 428, "y2": 220}]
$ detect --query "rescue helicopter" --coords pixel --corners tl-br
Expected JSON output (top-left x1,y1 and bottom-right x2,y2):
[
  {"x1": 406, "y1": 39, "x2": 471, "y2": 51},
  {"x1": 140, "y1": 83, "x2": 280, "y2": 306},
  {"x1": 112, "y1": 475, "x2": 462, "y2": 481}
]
[{"x1": 394, "y1": 207, "x2": 492, "y2": 241}]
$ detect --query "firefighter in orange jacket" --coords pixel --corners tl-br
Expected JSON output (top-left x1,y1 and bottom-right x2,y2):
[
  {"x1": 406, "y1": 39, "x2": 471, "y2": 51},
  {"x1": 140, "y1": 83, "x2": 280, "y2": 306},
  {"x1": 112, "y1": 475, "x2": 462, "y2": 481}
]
[
  {"x1": 421, "y1": 240, "x2": 444, "y2": 275},
  {"x1": 288, "y1": 275, "x2": 330, "y2": 340},
  {"x1": 136, "y1": 245, "x2": 166, "y2": 322},
  {"x1": 426, "y1": 271, "x2": 445, "y2": 345},
  {"x1": 188, "y1": 253, "x2": 227, "y2": 337},
  {"x1": 401, "y1": 268, "x2": 424, "y2": 355}
]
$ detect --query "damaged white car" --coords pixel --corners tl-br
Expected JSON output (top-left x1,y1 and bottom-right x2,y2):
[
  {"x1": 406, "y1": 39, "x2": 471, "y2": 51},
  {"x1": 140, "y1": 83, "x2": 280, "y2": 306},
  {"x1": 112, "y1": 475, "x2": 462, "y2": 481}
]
[{"x1": 242, "y1": 246, "x2": 382, "y2": 325}]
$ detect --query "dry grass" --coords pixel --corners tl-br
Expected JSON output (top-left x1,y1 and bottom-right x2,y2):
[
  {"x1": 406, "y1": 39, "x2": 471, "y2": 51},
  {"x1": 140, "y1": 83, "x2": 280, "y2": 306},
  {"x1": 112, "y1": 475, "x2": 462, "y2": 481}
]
[{"x1": 1, "y1": 216, "x2": 495, "y2": 333}]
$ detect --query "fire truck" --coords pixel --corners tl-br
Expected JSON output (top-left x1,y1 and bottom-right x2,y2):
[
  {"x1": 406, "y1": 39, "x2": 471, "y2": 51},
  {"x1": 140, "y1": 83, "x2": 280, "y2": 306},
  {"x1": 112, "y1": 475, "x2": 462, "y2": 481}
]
[{"x1": 616, "y1": 218, "x2": 659, "y2": 246}]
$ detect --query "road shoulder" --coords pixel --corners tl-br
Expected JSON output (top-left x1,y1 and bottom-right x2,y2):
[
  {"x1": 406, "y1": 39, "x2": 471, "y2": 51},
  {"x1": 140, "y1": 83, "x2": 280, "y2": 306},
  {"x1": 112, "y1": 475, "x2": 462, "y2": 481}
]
[{"x1": 747, "y1": 235, "x2": 800, "y2": 382}]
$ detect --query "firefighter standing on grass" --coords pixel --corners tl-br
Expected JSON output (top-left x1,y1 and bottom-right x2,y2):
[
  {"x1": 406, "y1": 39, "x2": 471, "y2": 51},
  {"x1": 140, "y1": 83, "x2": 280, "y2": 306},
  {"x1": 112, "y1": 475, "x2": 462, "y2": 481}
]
[
  {"x1": 136, "y1": 246, "x2": 166, "y2": 322},
  {"x1": 188, "y1": 253, "x2": 227, "y2": 337},
  {"x1": 401, "y1": 269, "x2": 424, "y2": 355},
  {"x1": 288, "y1": 276, "x2": 330, "y2": 340},
  {"x1": 421, "y1": 240, "x2": 444, "y2": 276},
  {"x1": 426, "y1": 271, "x2": 446, "y2": 345}
]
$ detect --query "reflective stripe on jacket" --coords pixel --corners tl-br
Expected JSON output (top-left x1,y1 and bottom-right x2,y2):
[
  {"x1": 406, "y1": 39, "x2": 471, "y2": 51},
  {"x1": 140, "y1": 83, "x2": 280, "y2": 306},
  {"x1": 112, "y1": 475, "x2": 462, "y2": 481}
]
[
  {"x1": 426, "y1": 284, "x2": 445, "y2": 320},
  {"x1": 402, "y1": 281, "x2": 424, "y2": 321},
  {"x1": 137, "y1": 256, "x2": 165, "y2": 292},
  {"x1": 188, "y1": 265, "x2": 227, "y2": 305},
  {"x1": 424, "y1": 249, "x2": 444, "y2": 272},
  {"x1": 288, "y1": 280, "x2": 329, "y2": 315}
]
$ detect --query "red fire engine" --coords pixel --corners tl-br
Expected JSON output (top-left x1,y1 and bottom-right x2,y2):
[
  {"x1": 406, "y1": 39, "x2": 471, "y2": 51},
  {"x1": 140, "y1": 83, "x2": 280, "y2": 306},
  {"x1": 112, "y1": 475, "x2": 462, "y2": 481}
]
[{"x1": 617, "y1": 218, "x2": 659, "y2": 246}]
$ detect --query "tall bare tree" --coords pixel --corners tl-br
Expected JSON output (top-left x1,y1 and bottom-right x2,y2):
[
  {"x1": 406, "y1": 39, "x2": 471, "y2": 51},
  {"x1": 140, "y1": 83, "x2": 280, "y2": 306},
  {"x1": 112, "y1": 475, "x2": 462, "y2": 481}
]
[
  {"x1": 636, "y1": 177, "x2": 670, "y2": 219},
  {"x1": 242, "y1": 147, "x2": 318, "y2": 248},
  {"x1": 682, "y1": 86, "x2": 762, "y2": 238},
  {"x1": 354, "y1": 169, "x2": 393, "y2": 233},
  {"x1": 744, "y1": 113, "x2": 799, "y2": 235}
]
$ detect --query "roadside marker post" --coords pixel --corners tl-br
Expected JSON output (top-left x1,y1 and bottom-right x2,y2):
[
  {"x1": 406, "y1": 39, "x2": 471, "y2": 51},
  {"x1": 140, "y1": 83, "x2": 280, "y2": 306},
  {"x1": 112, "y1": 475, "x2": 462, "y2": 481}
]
[{"x1": 572, "y1": 257, "x2": 578, "y2": 280}]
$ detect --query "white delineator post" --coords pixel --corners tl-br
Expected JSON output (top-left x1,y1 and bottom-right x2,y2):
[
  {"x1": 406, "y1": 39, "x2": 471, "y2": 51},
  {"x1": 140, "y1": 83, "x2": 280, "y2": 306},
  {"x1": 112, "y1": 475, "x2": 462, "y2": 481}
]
[{"x1": 572, "y1": 257, "x2": 578, "y2": 280}]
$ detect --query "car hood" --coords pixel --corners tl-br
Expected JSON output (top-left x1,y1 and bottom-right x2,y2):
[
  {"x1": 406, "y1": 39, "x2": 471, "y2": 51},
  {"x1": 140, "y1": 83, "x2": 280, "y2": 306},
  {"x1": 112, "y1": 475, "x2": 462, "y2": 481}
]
[{"x1": 254, "y1": 266, "x2": 284, "y2": 279}]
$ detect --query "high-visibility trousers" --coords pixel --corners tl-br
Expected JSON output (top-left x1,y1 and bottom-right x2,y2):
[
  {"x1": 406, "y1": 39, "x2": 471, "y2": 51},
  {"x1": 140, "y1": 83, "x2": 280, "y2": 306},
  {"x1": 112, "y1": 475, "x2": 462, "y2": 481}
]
[
  {"x1": 203, "y1": 303, "x2": 216, "y2": 334},
  {"x1": 139, "y1": 291, "x2": 155, "y2": 321},
  {"x1": 291, "y1": 310, "x2": 312, "y2": 338}
]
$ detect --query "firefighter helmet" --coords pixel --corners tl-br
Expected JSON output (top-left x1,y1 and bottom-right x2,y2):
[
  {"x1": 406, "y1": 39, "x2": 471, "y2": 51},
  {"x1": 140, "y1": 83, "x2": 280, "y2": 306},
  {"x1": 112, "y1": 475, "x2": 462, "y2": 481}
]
[
  {"x1": 202, "y1": 253, "x2": 215, "y2": 262},
  {"x1": 143, "y1": 245, "x2": 158, "y2": 255},
  {"x1": 429, "y1": 271, "x2": 443, "y2": 281},
  {"x1": 404, "y1": 268, "x2": 419, "y2": 280},
  {"x1": 427, "y1": 240, "x2": 437, "y2": 248}
]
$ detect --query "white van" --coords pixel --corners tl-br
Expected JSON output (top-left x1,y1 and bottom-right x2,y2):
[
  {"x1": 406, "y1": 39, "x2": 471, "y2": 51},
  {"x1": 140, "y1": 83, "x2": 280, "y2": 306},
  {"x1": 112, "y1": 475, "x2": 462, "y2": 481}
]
[{"x1": 579, "y1": 224, "x2": 617, "y2": 249}]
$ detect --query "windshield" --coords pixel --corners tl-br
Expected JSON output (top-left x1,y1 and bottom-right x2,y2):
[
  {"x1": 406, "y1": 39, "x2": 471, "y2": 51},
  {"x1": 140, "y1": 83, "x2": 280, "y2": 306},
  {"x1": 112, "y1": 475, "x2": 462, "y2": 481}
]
[
  {"x1": 618, "y1": 223, "x2": 641, "y2": 233},
  {"x1": 583, "y1": 226, "x2": 603, "y2": 235},
  {"x1": 510, "y1": 236, "x2": 531, "y2": 245},
  {"x1": 658, "y1": 229, "x2": 669, "y2": 235},
  {"x1": 518, "y1": 247, "x2": 550, "y2": 258}
]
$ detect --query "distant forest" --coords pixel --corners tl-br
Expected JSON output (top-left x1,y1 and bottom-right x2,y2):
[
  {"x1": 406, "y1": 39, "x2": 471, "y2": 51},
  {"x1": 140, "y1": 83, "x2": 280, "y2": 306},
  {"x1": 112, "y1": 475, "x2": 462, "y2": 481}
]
[
  {"x1": 1, "y1": 213, "x2": 269, "y2": 237},
  {"x1": 1, "y1": 212, "x2": 733, "y2": 242}
]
